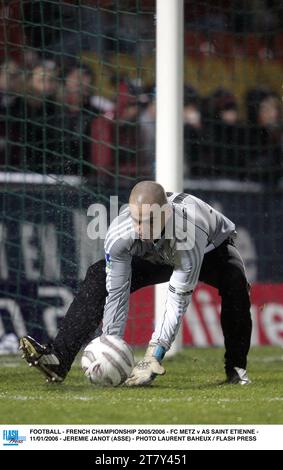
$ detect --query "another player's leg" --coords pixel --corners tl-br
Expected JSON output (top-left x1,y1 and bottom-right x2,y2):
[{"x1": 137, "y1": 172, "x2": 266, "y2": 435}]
[
  {"x1": 20, "y1": 258, "x2": 173, "y2": 382},
  {"x1": 199, "y1": 238, "x2": 252, "y2": 385}
]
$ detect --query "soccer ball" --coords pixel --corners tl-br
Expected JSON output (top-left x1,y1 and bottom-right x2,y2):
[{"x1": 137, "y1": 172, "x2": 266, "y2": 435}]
[{"x1": 81, "y1": 335, "x2": 135, "y2": 386}]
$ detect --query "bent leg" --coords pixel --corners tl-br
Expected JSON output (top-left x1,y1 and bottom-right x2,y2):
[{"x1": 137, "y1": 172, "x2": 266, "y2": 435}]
[
  {"x1": 199, "y1": 240, "x2": 252, "y2": 373},
  {"x1": 53, "y1": 257, "x2": 173, "y2": 373},
  {"x1": 53, "y1": 260, "x2": 107, "y2": 372}
]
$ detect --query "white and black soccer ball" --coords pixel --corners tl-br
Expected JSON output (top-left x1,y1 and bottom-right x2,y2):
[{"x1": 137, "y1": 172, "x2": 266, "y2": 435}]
[{"x1": 81, "y1": 335, "x2": 135, "y2": 386}]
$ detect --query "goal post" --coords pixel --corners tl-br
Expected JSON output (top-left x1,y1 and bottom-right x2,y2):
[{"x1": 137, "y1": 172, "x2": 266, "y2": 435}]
[{"x1": 155, "y1": 0, "x2": 184, "y2": 356}]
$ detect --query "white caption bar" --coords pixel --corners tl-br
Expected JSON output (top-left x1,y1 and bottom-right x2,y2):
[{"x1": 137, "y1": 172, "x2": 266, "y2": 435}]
[{"x1": 1, "y1": 425, "x2": 283, "y2": 450}]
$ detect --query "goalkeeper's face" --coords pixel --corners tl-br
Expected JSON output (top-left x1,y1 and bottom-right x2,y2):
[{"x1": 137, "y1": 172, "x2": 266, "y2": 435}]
[{"x1": 130, "y1": 203, "x2": 171, "y2": 241}]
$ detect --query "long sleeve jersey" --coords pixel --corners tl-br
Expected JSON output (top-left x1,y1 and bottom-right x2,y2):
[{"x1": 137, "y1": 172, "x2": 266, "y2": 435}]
[{"x1": 102, "y1": 192, "x2": 236, "y2": 351}]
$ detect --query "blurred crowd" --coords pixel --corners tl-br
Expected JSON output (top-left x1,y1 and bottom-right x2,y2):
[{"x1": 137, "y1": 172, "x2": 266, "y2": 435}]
[
  {"x1": 0, "y1": 55, "x2": 154, "y2": 179},
  {"x1": 184, "y1": 84, "x2": 283, "y2": 183},
  {"x1": 0, "y1": 54, "x2": 283, "y2": 186}
]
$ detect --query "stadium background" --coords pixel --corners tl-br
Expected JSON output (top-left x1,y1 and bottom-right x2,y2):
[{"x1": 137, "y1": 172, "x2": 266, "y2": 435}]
[{"x1": 0, "y1": 0, "x2": 283, "y2": 353}]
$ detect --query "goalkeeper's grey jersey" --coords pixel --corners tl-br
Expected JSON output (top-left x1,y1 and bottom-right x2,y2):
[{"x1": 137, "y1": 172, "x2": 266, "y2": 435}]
[{"x1": 102, "y1": 192, "x2": 236, "y2": 350}]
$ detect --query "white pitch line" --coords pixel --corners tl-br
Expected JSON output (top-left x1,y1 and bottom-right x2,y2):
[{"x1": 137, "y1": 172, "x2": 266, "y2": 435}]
[
  {"x1": 0, "y1": 393, "x2": 99, "y2": 402},
  {"x1": 251, "y1": 356, "x2": 283, "y2": 363},
  {"x1": 0, "y1": 394, "x2": 282, "y2": 404},
  {"x1": 0, "y1": 362, "x2": 19, "y2": 368}
]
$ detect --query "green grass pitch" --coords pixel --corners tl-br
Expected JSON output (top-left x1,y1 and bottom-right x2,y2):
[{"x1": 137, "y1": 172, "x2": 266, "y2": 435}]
[{"x1": 0, "y1": 347, "x2": 283, "y2": 425}]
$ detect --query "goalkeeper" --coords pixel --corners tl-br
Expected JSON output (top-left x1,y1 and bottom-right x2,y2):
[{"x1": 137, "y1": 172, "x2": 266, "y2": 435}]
[{"x1": 20, "y1": 181, "x2": 252, "y2": 386}]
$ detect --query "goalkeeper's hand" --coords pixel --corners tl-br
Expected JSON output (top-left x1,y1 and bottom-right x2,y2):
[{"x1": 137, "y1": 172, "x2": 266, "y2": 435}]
[{"x1": 125, "y1": 344, "x2": 166, "y2": 386}]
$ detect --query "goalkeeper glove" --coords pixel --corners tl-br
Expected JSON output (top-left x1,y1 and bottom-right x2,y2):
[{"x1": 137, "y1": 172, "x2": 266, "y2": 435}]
[{"x1": 125, "y1": 344, "x2": 166, "y2": 386}]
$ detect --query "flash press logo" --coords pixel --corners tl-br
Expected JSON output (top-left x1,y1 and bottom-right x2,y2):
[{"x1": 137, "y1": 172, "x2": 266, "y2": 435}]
[{"x1": 2, "y1": 429, "x2": 26, "y2": 446}]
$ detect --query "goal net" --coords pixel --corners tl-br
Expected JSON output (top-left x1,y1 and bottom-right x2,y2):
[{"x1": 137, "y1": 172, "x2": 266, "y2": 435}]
[{"x1": 0, "y1": 0, "x2": 282, "y2": 352}]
